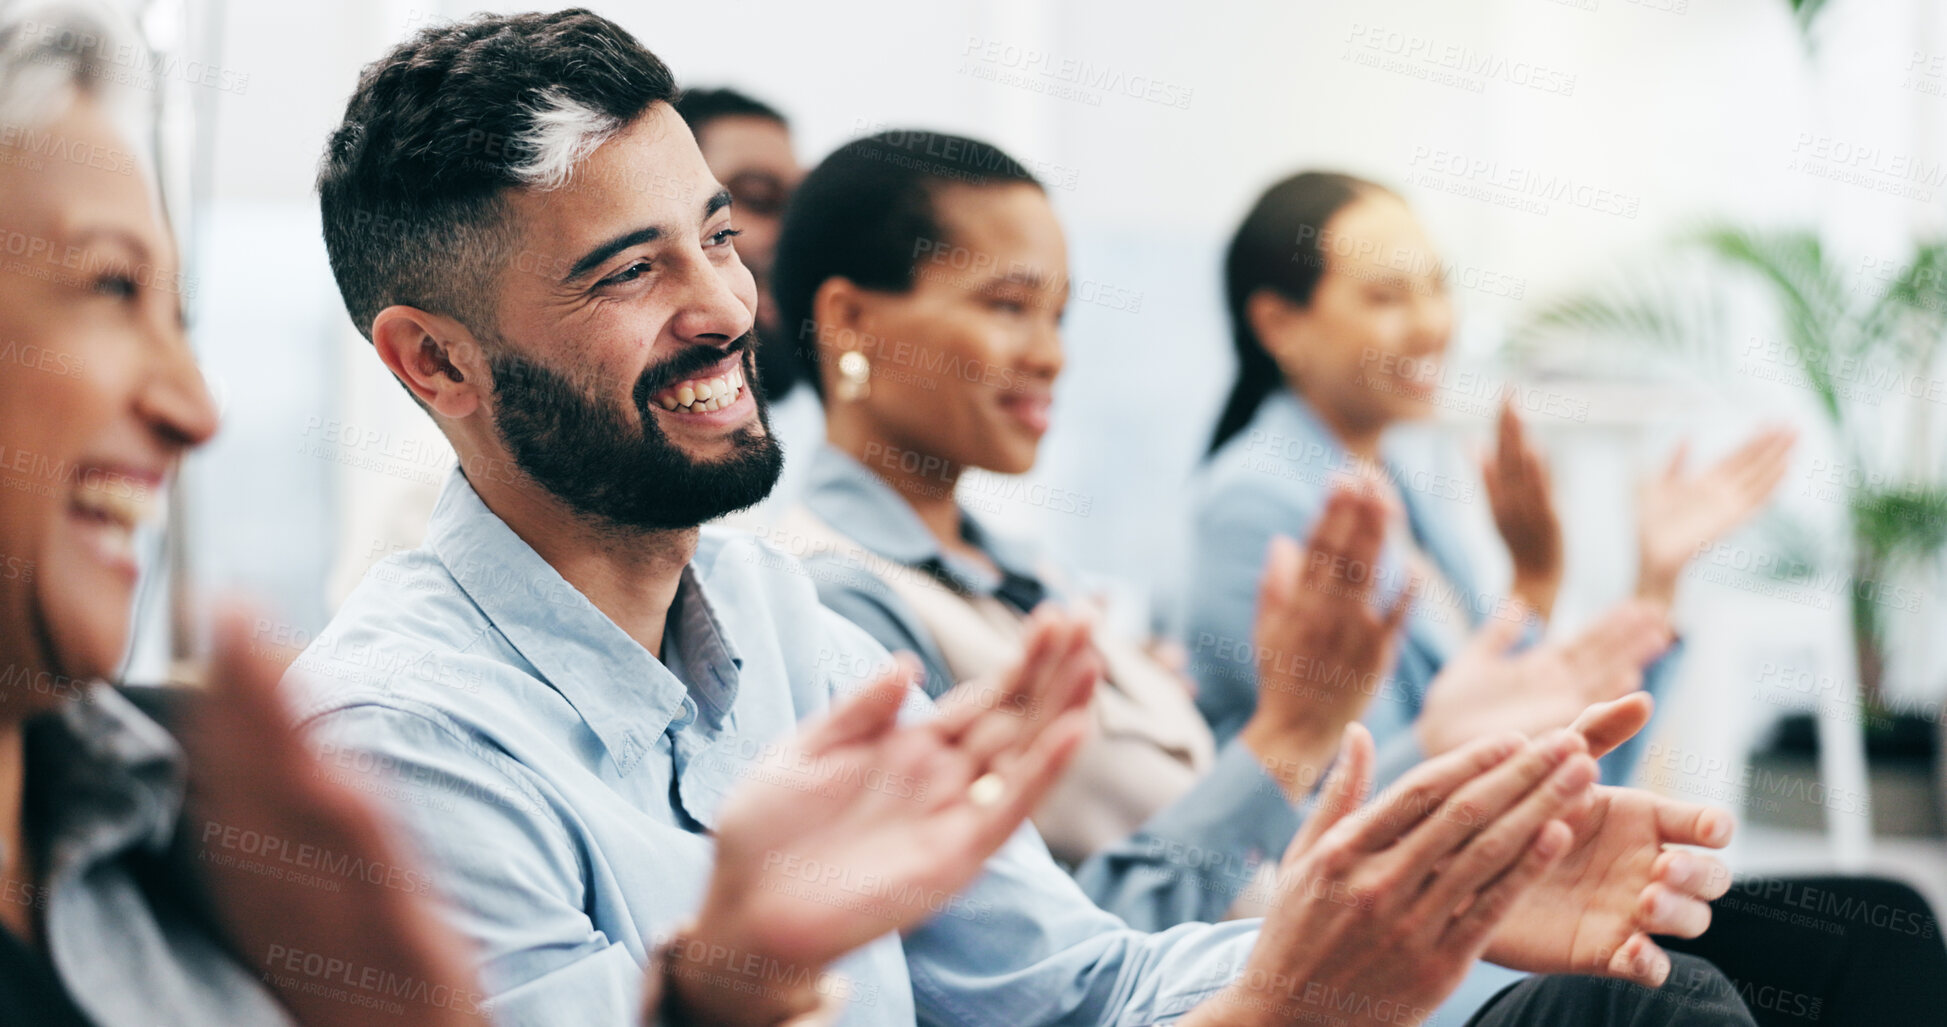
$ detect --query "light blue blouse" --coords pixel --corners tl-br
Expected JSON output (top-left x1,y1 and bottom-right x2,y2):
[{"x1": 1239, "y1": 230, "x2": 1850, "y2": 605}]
[
  {"x1": 29, "y1": 687, "x2": 294, "y2": 1026},
  {"x1": 791, "y1": 443, "x2": 1302, "y2": 930},
  {"x1": 1184, "y1": 387, "x2": 1678, "y2": 790}
]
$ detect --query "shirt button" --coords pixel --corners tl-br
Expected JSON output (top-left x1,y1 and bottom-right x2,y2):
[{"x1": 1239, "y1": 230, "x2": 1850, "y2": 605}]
[{"x1": 670, "y1": 697, "x2": 698, "y2": 730}]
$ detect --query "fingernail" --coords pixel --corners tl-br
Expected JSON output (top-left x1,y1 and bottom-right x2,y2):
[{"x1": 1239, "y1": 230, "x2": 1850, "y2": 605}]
[{"x1": 1706, "y1": 813, "x2": 1732, "y2": 846}]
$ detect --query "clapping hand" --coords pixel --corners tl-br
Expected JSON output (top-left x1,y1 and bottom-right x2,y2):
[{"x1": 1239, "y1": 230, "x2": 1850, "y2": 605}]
[
  {"x1": 1415, "y1": 600, "x2": 1671, "y2": 757},
  {"x1": 1482, "y1": 694, "x2": 1735, "y2": 986},
  {"x1": 1185, "y1": 724, "x2": 1595, "y2": 1027},
  {"x1": 1637, "y1": 426, "x2": 1797, "y2": 606},
  {"x1": 667, "y1": 608, "x2": 1099, "y2": 1026},
  {"x1": 1483, "y1": 397, "x2": 1564, "y2": 620},
  {"x1": 179, "y1": 607, "x2": 488, "y2": 1027},
  {"x1": 1242, "y1": 486, "x2": 1410, "y2": 797}
]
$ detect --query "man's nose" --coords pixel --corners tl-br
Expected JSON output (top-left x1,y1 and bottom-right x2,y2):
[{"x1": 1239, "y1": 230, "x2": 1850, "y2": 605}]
[{"x1": 666, "y1": 255, "x2": 755, "y2": 346}]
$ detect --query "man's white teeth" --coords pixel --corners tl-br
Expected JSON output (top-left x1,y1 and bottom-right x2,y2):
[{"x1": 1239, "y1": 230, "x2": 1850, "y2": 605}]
[{"x1": 659, "y1": 366, "x2": 746, "y2": 413}]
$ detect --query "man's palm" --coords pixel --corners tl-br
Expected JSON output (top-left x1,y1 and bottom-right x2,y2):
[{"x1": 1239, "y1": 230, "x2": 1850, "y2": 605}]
[
  {"x1": 1483, "y1": 697, "x2": 1734, "y2": 986},
  {"x1": 699, "y1": 618, "x2": 1097, "y2": 973}
]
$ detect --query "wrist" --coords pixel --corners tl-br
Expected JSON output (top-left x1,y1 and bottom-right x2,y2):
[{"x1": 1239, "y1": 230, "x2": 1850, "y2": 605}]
[
  {"x1": 1510, "y1": 571, "x2": 1559, "y2": 619},
  {"x1": 661, "y1": 919, "x2": 825, "y2": 1027},
  {"x1": 1635, "y1": 562, "x2": 1679, "y2": 609},
  {"x1": 1182, "y1": 981, "x2": 1286, "y2": 1027},
  {"x1": 1411, "y1": 710, "x2": 1463, "y2": 759},
  {"x1": 1239, "y1": 715, "x2": 1341, "y2": 803}
]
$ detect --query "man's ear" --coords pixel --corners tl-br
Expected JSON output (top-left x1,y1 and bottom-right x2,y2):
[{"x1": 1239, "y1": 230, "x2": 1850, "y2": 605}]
[{"x1": 370, "y1": 305, "x2": 490, "y2": 419}]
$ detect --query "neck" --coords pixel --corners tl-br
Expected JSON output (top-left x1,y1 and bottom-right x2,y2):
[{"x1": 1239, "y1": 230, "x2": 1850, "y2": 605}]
[
  {"x1": 1295, "y1": 384, "x2": 1387, "y2": 464},
  {"x1": 827, "y1": 419, "x2": 966, "y2": 557},
  {"x1": 466, "y1": 465, "x2": 694, "y2": 660}
]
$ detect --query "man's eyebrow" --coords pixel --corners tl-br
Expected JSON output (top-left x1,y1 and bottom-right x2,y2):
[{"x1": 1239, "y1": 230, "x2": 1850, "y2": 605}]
[
  {"x1": 560, "y1": 190, "x2": 734, "y2": 284},
  {"x1": 565, "y1": 226, "x2": 663, "y2": 283}
]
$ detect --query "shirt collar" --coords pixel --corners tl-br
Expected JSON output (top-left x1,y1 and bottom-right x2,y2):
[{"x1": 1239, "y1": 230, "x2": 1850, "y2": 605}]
[
  {"x1": 800, "y1": 444, "x2": 1044, "y2": 594},
  {"x1": 27, "y1": 685, "x2": 184, "y2": 874},
  {"x1": 425, "y1": 471, "x2": 741, "y2": 772},
  {"x1": 1260, "y1": 388, "x2": 1434, "y2": 497}
]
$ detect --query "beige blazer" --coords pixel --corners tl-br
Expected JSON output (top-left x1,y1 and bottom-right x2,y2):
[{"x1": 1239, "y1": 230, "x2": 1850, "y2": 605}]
[{"x1": 781, "y1": 507, "x2": 1215, "y2": 868}]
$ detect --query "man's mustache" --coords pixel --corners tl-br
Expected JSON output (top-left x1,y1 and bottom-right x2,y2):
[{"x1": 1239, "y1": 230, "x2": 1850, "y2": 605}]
[{"x1": 631, "y1": 332, "x2": 757, "y2": 412}]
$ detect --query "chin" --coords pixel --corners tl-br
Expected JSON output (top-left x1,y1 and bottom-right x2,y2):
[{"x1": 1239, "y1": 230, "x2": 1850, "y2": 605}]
[
  {"x1": 986, "y1": 447, "x2": 1040, "y2": 478},
  {"x1": 40, "y1": 581, "x2": 134, "y2": 688}
]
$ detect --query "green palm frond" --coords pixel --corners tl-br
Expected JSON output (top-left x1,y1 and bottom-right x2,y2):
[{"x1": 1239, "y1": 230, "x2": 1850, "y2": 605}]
[
  {"x1": 1512, "y1": 224, "x2": 1947, "y2": 593},
  {"x1": 1695, "y1": 226, "x2": 1850, "y2": 419},
  {"x1": 1864, "y1": 241, "x2": 1947, "y2": 369},
  {"x1": 1509, "y1": 256, "x2": 1731, "y2": 376},
  {"x1": 1787, "y1": 0, "x2": 1832, "y2": 47},
  {"x1": 1853, "y1": 488, "x2": 1947, "y2": 565}
]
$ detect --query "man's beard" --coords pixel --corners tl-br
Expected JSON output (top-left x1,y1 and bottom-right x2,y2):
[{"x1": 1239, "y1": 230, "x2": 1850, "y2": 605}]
[{"x1": 486, "y1": 334, "x2": 784, "y2": 532}]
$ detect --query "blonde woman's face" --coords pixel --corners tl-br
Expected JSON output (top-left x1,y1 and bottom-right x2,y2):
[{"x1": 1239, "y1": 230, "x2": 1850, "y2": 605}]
[{"x1": 0, "y1": 95, "x2": 215, "y2": 693}]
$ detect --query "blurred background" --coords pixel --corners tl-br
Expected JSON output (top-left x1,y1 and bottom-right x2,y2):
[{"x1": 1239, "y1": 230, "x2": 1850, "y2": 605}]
[{"x1": 114, "y1": 0, "x2": 1947, "y2": 909}]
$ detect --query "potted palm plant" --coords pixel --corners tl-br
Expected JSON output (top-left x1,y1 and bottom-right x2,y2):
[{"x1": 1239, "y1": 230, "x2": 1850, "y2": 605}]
[{"x1": 1510, "y1": 228, "x2": 1947, "y2": 833}]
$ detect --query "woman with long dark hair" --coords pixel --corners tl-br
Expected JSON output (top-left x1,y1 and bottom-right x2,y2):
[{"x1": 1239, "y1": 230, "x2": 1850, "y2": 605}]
[
  {"x1": 1186, "y1": 171, "x2": 1941, "y2": 1026},
  {"x1": 1187, "y1": 170, "x2": 1798, "y2": 779}
]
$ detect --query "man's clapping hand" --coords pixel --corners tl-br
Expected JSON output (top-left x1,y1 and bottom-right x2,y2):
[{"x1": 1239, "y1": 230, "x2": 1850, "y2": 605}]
[
  {"x1": 1185, "y1": 724, "x2": 1595, "y2": 1027},
  {"x1": 664, "y1": 608, "x2": 1100, "y2": 1026}
]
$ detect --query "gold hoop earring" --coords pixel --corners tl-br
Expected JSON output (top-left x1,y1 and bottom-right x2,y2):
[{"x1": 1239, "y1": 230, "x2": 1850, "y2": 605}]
[{"x1": 836, "y1": 350, "x2": 872, "y2": 402}]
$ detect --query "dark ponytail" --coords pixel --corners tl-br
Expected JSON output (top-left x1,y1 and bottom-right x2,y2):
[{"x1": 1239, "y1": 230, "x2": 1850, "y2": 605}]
[{"x1": 1206, "y1": 171, "x2": 1391, "y2": 456}]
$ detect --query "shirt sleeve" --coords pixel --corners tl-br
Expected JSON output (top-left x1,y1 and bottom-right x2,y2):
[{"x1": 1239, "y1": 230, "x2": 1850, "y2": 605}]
[
  {"x1": 301, "y1": 702, "x2": 652, "y2": 1027},
  {"x1": 1072, "y1": 738, "x2": 1301, "y2": 930},
  {"x1": 803, "y1": 555, "x2": 959, "y2": 701},
  {"x1": 901, "y1": 819, "x2": 1261, "y2": 1027},
  {"x1": 1182, "y1": 466, "x2": 1323, "y2": 745}
]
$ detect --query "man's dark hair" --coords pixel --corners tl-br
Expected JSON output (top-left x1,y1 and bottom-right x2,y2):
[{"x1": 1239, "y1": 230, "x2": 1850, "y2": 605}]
[
  {"x1": 672, "y1": 87, "x2": 785, "y2": 134},
  {"x1": 770, "y1": 130, "x2": 1041, "y2": 401},
  {"x1": 318, "y1": 8, "x2": 676, "y2": 345}
]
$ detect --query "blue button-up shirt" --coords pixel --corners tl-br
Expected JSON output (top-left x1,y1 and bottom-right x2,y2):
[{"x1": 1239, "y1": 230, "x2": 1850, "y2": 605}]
[
  {"x1": 287, "y1": 471, "x2": 1259, "y2": 1027},
  {"x1": 789, "y1": 444, "x2": 1301, "y2": 932}
]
